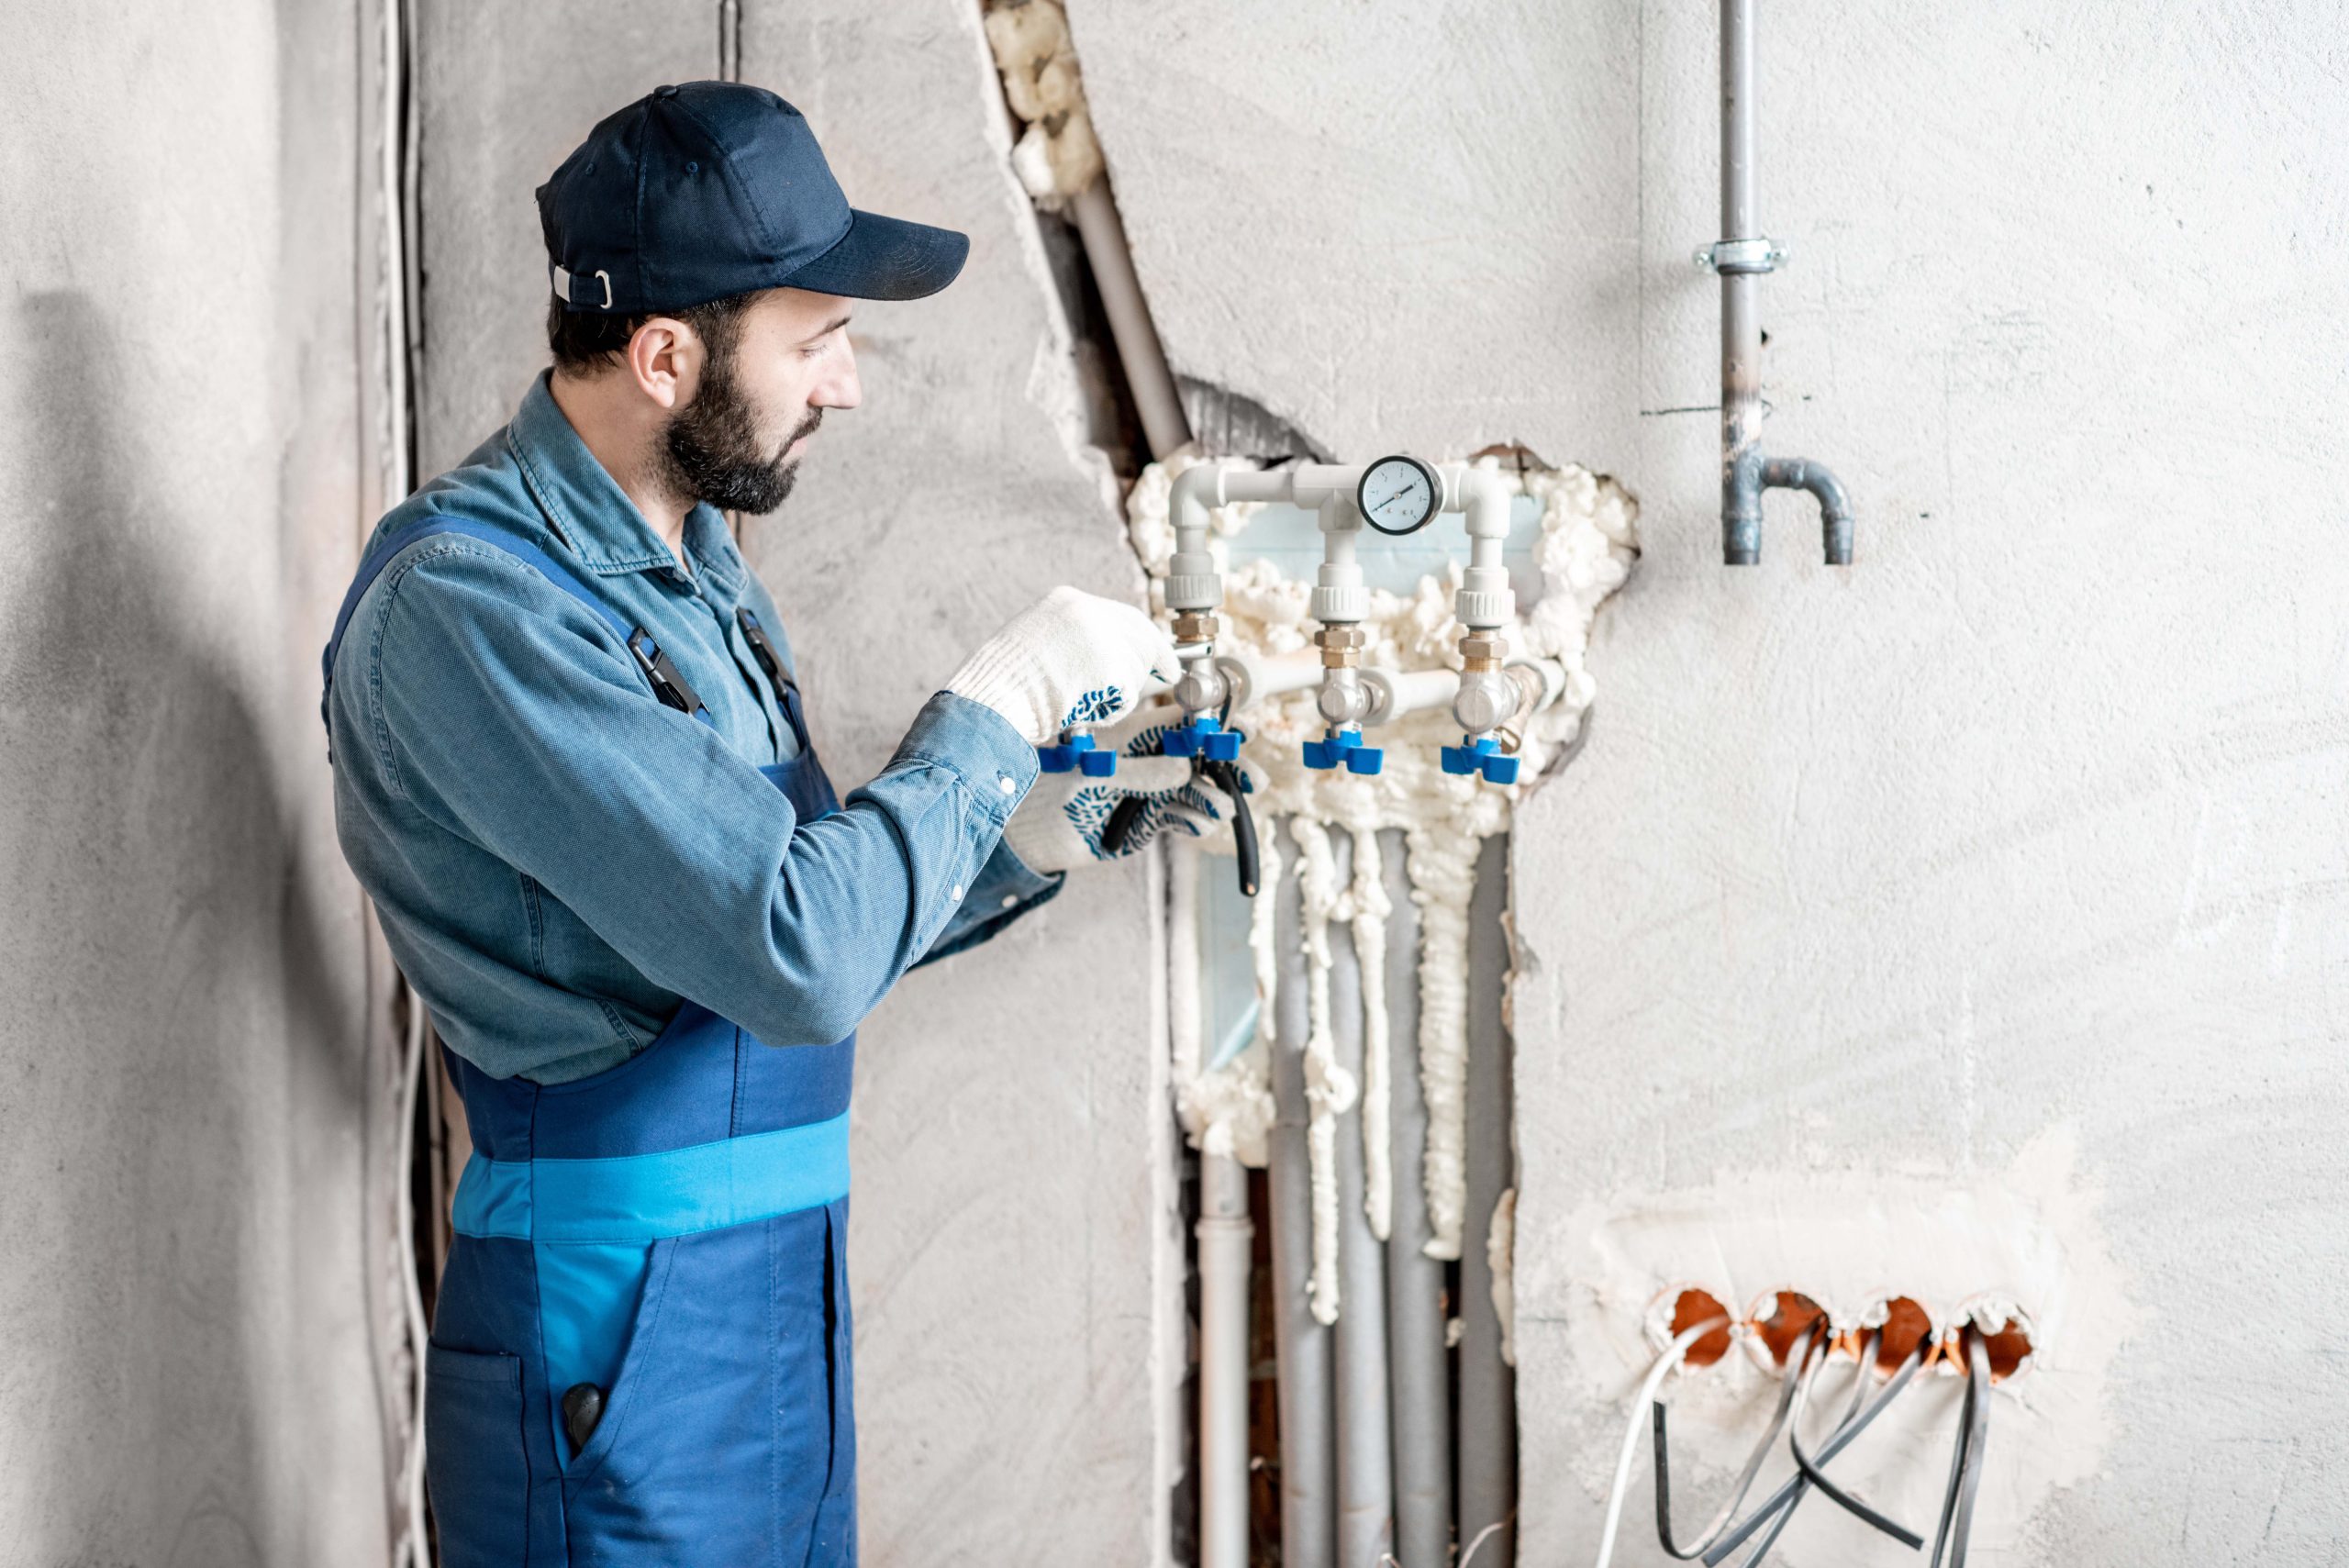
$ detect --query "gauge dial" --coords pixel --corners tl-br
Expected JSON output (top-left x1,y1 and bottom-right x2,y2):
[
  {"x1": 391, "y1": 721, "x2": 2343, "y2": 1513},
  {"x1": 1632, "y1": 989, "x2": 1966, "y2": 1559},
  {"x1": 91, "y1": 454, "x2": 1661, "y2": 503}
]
[{"x1": 1357, "y1": 454, "x2": 1441, "y2": 536}]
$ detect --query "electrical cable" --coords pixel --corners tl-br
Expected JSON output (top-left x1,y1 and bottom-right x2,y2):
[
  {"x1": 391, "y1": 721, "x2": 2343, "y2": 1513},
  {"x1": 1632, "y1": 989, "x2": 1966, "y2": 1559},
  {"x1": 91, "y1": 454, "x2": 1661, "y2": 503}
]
[
  {"x1": 392, "y1": 985, "x2": 431, "y2": 1568},
  {"x1": 1720, "y1": 1326, "x2": 1841, "y2": 1568},
  {"x1": 1652, "y1": 1318, "x2": 1813, "y2": 1558},
  {"x1": 1928, "y1": 1333, "x2": 1994, "y2": 1568},
  {"x1": 1590, "y1": 1315, "x2": 1729, "y2": 1568},
  {"x1": 1703, "y1": 1332, "x2": 1927, "y2": 1566},
  {"x1": 1786, "y1": 1332, "x2": 1924, "y2": 1549}
]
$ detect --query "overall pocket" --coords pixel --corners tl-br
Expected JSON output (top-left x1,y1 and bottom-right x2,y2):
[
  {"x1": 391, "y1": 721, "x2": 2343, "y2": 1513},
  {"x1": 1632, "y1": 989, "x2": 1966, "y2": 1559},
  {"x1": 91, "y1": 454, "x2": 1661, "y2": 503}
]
[
  {"x1": 562, "y1": 1214, "x2": 834, "y2": 1566},
  {"x1": 423, "y1": 1344, "x2": 530, "y2": 1568}
]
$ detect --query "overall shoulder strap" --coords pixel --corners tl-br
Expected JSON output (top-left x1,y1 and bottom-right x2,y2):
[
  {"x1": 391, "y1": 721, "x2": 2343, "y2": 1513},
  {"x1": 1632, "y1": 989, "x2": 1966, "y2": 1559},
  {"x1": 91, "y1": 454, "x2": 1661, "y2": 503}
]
[{"x1": 319, "y1": 517, "x2": 708, "y2": 738}]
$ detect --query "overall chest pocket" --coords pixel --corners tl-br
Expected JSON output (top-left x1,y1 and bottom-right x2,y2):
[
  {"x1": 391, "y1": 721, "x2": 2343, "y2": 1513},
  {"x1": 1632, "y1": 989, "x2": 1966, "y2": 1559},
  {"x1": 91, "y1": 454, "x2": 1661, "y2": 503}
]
[
  {"x1": 559, "y1": 1207, "x2": 850, "y2": 1567},
  {"x1": 423, "y1": 1344, "x2": 531, "y2": 1568}
]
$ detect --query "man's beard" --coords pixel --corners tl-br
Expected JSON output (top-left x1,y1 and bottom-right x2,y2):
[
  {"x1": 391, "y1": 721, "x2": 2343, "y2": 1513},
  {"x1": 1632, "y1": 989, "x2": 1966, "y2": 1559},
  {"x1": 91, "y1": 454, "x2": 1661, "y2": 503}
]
[{"x1": 660, "y1": 361, "x2": 821, "y2": 517}]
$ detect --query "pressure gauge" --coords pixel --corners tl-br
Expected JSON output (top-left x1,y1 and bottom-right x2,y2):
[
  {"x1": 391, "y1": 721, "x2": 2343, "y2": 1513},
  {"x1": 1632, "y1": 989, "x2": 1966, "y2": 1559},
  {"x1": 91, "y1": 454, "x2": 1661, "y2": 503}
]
[{"x1": 1357, "y1": 454, "x2": 1441, "y2": 536}]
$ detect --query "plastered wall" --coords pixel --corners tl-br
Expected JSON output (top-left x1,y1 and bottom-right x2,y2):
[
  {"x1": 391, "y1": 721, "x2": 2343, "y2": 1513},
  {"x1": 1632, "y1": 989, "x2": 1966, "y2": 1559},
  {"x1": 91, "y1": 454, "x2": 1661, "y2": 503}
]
[
  {"x1": 1075, "y1": 0, "x2": 2349, "y2": 1561},
  {"x1": 9, "y1": 2, "x2": 2342, "y2": 1563},
  {"x1": 0, "y1": 1, "x2": 390, "y2": 1562}
]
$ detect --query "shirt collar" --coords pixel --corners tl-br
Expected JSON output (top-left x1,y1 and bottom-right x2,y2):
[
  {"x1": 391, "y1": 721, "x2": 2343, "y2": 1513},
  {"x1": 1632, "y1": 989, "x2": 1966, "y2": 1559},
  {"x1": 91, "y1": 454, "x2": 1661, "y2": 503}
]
[{"x1": 507, "y1": 371, "x2": 745, "y2": 596}]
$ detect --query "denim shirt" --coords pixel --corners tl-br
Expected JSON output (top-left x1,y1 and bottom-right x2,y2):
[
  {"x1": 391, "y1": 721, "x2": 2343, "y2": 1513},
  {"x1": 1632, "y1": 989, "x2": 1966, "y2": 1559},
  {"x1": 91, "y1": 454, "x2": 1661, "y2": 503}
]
[{"x1": 328, "y1": 373, "x2": 1061, "y2": 1084}]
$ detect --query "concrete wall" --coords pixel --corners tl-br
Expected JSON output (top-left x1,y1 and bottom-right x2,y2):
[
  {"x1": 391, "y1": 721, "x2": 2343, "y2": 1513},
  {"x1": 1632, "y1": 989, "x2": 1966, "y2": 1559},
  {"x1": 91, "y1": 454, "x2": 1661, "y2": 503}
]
[
  {"x1": 411, "y1": 3, "x2": 1177, "y2": 1562},
  {"x1": 0, "y1": 2, "x2": 390, "y2": 1564},
  {"x1": 11, "y1": 2, "x2": 2340, "y2": 1563},
  {"x1": 1077, "y1": 0, "x2": 2349, "y2": 1561}
]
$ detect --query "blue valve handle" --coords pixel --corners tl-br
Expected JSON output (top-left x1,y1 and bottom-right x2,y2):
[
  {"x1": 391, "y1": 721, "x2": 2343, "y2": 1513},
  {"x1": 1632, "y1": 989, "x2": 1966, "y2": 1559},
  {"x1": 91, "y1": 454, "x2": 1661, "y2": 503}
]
[
  {"x1": 1301, "y1": 727, "x2": 1385, "y2": 776},
  {"x1": 1163, "y1": 714, "x2": 1242, "y2": 762},
  {"x1": 1439, "y1": 733, "x2": 1520, "y2": 784},
  {"x1": 1037, "y1": 728, "x2": 1118, "y2": 776}
]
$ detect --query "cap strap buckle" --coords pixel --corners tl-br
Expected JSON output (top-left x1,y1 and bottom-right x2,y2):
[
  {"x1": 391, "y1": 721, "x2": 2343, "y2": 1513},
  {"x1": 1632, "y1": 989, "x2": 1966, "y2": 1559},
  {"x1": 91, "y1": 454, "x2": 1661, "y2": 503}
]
[{"x1": 551, "y1": 264, "x2": 615, "y2": 310}]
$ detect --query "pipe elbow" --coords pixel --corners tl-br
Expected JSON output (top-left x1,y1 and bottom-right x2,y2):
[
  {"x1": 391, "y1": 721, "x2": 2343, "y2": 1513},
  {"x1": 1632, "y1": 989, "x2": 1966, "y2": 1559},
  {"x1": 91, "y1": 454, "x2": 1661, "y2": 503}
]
[
  {"x1": 1448, "y1": 464, "x2": 1513, "y2": 540},
  {"x1": 1169, "y1": 462, "x2": 1225, "y2": 549},
  {"x1": 1761, "y1": 456, "x2": 1855, "y2": 564}
]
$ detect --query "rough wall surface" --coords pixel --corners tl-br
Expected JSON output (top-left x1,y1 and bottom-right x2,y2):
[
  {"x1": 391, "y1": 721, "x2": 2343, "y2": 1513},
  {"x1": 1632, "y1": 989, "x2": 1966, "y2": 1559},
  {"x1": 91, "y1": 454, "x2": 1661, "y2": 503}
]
[
  {"x1": 413, "y1": 4, "x2": 1174, "y2": 1562},
  {"x1": 0, "y1": 2, "x2": 388, "y2": 1563},
  {"x1": 1071, "y1": 0, "x2": 1642, "y2": 467},
  {"x1": 1079, "y1": 0, "x2": 2348, "y2": 1561}
]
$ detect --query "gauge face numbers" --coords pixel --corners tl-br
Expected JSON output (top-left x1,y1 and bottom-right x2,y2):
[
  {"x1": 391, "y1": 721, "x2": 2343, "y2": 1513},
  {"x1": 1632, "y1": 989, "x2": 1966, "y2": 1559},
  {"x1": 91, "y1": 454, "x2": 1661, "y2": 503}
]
[{"x1": 1358, "y1": 455, "x2": 1441, "y2": 536}]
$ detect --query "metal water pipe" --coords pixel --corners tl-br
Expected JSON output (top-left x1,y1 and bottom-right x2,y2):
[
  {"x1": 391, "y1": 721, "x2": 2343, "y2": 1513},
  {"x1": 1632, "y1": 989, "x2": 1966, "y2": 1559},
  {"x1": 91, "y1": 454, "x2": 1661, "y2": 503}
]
[{"x1": 1705, "y1": 0, "x2": 1856, "y2": 565}]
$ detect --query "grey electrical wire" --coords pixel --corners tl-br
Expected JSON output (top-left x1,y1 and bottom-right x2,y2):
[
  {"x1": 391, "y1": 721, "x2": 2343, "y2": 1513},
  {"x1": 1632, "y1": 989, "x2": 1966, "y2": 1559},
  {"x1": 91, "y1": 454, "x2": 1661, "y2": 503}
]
[
  {"x1": 1725, "y1": 1329, "x2": 1865, "y2": 1568},
  {"x1": 1929, "y1": 1335, "x2": 1994, "y2": 1568},
  {"x1": 1703, "y1": 1333, "x2": 1927, "y2": 1566},
  {"x1": 1653, "y1": 1321, "x2": 1816, "y2": 1559},
  {"x1": 1786, "y1": 1334, "x2": 1924, "y2": 1549}
]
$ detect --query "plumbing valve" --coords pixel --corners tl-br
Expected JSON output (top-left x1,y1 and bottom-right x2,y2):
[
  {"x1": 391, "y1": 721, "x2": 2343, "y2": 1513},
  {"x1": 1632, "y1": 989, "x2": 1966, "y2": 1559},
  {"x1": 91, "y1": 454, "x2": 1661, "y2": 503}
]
[
  {"x1": 1038, "y1": 728, "x2": 1119, "y2": 777},
  {"x1": 1440, "y1": 734, "x2": 1520, "y2": 785},
  {"x1": 1302, "y1": 726, "x2": 1384, "y2": 775},
  {"x1": 1163, "y1": 713, "x2": 1242, "y2": 762}
]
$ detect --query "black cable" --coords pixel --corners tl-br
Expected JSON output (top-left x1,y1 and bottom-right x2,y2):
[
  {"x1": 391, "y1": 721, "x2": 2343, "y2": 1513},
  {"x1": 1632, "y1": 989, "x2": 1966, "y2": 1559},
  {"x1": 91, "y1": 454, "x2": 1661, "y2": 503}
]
[
  {"x1": 1654, "y1": 1321, "x2": 1815, "y2": 1559},
  {"x1": 1786, "y1": 1333, "x2": 1925, "y2": 1549},
  {"x1": 1929, "y1": 1334, "x2": 1993, "y2": 1568},
  {"x1": 1704, "y1": 1335, "x2": 1926, "y2": 1566}
]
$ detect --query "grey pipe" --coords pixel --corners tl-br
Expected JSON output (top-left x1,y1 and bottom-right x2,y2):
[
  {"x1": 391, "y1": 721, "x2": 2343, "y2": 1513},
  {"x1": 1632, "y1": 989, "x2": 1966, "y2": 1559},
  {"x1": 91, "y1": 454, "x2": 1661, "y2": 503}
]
[
  {"x1": 1270, "y1": 820, "x2": 1336, "y2": 1568},
  {"x1": 1455, "y1": 834, "x2": 1518, "y2": 1562},
  {"x1": 1069, "y1": 179, "x2": 1194, "y2": 462},
  {"x1": 1715, "y1": 0, "x2": 1855, "y2": 566},
  {"x1": 1197, "y1": 1151, "x2": 1252, "y2": 1568},
  {"x1": 1327, "y1": 832, "x2": 1395, "y2": 1565},
  {"x1": 1380, "y1": 828, "x2": 1453, "y2": 1568}
]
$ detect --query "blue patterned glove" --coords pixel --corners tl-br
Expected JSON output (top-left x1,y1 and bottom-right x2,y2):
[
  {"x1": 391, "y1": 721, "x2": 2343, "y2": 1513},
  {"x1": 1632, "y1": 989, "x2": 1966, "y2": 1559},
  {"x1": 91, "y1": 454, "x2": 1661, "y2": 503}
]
[{"x1": 1003, "y1": 706, "x2": 1239, "y2": 873}]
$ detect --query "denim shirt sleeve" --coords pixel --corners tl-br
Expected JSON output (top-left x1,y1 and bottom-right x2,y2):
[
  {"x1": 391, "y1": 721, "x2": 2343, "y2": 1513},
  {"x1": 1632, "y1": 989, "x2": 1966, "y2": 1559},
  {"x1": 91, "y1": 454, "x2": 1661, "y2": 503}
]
[
  {"x1": 363, "y1": 541, "x2": 1038, "y2": 1047},
  {"x1": 915, "y1": 839, "x2": 1063, "y2": 967}
]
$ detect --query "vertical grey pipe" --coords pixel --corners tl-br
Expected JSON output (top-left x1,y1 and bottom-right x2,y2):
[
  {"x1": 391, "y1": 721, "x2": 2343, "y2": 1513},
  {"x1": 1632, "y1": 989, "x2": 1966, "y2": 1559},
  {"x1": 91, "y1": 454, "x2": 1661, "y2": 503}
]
[
  {"x1": 1381, "y1": 828, "x2": 1453, "y2": 1568},
  {"x1": 1456, "y1": 834, "x2": 1518, "y2": 1562},
  {"x1": 1270, "y1": 821, "x2": 1336, "y2": 1568},
  {"x1": 1069, "y1": 179, "x2": 1193, "y2": 462},
  {"x1": 1328, "y1": 832, "x2": 1395, "y2": 1565},
  {"x1": 1716, "y1": 0, "x2": 1856, "y2": 564},
  {"x1": 1720, "y1": 0, "x2": 1765, "y2": 567},
  {"x1": 1197, "y1": 1151, "x2": 1252, "y2": 1568}
]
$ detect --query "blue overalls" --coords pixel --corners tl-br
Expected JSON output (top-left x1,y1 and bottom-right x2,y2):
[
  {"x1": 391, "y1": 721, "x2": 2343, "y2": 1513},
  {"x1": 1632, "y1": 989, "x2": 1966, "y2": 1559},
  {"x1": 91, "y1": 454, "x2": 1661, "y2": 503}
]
[{"x1": 326, "y1": 519, "x2": 862, "y2": 1567}]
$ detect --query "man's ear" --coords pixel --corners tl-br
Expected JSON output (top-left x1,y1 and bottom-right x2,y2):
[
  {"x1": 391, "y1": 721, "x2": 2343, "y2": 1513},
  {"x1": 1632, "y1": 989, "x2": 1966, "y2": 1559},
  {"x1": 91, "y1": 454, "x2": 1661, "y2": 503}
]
[{"x1": 626, "y1": 316, "x2": 702, "y2": 411}]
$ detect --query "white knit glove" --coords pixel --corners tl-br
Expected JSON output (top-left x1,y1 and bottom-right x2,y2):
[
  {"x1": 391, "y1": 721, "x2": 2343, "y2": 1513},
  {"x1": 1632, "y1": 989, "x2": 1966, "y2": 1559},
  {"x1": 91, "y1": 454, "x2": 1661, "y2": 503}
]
[
  {"x1": 947, "y1": 585, "x2": 1182, "y2": 746},
  {"x1": 1002, "y1": 707, "x2": 1240, "y2": 874}
]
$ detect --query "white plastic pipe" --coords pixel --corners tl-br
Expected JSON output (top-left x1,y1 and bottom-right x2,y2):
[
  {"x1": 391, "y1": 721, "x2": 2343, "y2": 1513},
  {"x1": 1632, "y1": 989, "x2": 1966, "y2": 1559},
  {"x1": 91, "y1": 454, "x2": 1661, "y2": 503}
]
[
  {"x1": 1174, "y1": 841, "x2": 1252, "y2": 1568},
  {"x1": 1439, "y1": 464, "x2": 1514, "y2": 631},
  {"x1": 1216, "y1": 648, "x2": 1322, "y2": 710},
  {"x1": 1362, "y1": 668, "x2": 1464, "y2": 727}
]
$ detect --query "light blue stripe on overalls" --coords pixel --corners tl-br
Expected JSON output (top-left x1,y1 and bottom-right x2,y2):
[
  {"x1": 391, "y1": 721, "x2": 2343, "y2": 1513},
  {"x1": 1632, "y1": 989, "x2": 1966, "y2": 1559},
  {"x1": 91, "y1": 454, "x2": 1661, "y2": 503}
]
[{"x1": 451, "y1": 1110, "x2": 852, "y2": 1243}]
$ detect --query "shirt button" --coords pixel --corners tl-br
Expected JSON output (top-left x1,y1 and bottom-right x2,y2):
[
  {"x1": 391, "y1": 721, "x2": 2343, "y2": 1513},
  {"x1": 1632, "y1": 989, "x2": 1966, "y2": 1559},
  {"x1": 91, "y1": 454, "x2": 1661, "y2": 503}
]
[
  {"x1": 950, "y1": 884, "x2": 964, "y2": 901},
  {"x1": 998, "y1": 774, "x2": 1017, "y2": 795},
  {"x1": 1000, "y1": 895, "x2": 1019, "y2": 910}
]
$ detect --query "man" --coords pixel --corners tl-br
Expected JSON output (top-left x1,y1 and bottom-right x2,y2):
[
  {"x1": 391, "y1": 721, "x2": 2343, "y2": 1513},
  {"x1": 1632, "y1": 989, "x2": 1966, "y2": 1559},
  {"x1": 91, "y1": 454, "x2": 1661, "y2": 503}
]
[{"x1": 322, "y1": 82, "x2": 1226, "y2": 1566}]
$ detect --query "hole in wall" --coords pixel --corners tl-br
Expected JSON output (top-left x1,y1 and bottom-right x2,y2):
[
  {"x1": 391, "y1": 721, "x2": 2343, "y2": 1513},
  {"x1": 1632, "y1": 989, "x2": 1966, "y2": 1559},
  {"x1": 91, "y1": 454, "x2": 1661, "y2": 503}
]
[
  {"x1": 1871, "y1": 1295, "x2": 1934, "y2": 1373},
  {"x1": 1662, "y1": 1286, "x2": 1735, "y2": 1368},
  {"x1": 1746, "y1": 1289, "x2": 1828, "y2": 1368},
  {"x1": 1957, "y1": 1300, "x2": 2037, "y2": 1385}
]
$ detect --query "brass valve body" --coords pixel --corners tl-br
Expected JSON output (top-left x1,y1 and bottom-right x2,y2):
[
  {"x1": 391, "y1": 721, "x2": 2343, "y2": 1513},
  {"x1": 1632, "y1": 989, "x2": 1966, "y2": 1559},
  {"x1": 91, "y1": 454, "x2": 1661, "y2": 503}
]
[
  {"x1": 1459, "y1": 630, "x2": 1508, "y2": 673},
  {"x1": 1172, "y1": 610, "x2": 1219, "y2": 645},
  {"x1": 1315, "y1": 624, "x2": 1366, "y2": 669}
]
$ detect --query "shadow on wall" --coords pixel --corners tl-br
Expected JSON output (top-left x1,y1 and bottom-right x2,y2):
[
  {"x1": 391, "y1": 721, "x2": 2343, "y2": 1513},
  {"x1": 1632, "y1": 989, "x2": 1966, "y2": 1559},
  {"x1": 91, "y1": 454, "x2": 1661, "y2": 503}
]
[{"x1": 3, "y1": 289, "x2": 364, "y2": 1562}]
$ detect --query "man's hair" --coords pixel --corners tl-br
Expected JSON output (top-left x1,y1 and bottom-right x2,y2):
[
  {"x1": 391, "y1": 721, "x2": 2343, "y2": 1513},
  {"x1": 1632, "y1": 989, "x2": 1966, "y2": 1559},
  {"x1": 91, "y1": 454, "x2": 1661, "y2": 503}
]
[{"x1": 545, "y1": 291, "x2": 758, "y2": 374}]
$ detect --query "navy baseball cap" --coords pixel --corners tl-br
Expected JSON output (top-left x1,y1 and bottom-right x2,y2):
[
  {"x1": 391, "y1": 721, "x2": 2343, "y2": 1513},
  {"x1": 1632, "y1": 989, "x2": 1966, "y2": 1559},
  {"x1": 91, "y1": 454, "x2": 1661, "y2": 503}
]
[{"x1": 537, "y1": 81, "x2": 969, "y2": 313}]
